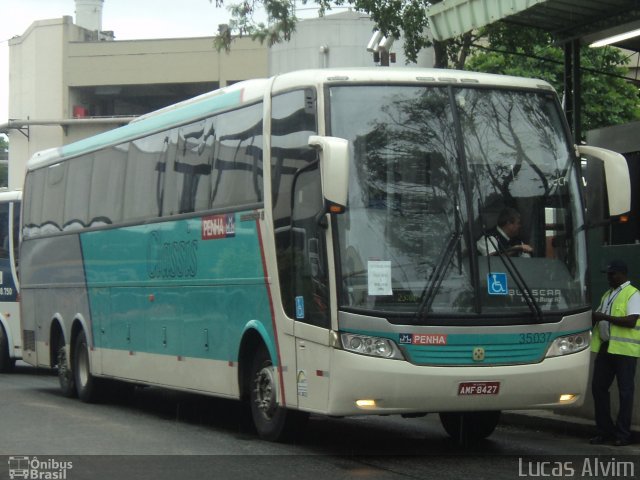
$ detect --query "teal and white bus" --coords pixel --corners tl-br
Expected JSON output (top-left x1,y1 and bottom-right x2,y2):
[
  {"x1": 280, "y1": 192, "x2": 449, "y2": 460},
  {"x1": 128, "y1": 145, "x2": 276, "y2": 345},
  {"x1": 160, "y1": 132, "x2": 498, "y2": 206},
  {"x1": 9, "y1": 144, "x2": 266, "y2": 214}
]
[
  {"x1": 0, "y1": 189, "x2": 21, "y2": 372},
  {"x1": 19, "y1": 68, "x2": 629, "y2": 443}
]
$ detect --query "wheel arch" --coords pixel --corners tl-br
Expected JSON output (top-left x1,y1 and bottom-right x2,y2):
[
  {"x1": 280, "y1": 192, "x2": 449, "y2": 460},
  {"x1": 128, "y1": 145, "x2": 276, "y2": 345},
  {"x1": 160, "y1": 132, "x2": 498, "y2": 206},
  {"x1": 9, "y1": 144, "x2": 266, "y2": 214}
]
[
  {"x1": 237, "y1": 320, "x2": 276, "y2": 401},
  {"x1": 48, "y1": 315, "x2": 67, "y2": 367},
  {"x1": 69, "y1": 314, "x2": 91, "y2": 370},
  {"x1": 49, "y1": 314, "x2": 91, "y2": 368}
]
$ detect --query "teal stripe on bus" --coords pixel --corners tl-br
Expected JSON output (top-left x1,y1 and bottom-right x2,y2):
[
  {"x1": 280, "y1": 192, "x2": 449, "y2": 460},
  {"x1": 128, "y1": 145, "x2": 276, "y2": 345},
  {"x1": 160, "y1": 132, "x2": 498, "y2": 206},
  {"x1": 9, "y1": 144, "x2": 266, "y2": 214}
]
[
  {"x1": 61, "y1": 90, "x2": 243, "y2": 159},
  {"x1": 79, "y1": 211, "x2": 276, "y2": 362}
]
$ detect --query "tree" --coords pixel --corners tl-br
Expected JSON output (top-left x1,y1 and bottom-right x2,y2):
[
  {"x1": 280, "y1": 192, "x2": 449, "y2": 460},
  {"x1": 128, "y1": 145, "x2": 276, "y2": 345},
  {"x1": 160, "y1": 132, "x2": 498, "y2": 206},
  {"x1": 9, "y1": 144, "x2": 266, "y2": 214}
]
[{"x1": 466, "y1": 23, "x2": 640, "y2": 133}]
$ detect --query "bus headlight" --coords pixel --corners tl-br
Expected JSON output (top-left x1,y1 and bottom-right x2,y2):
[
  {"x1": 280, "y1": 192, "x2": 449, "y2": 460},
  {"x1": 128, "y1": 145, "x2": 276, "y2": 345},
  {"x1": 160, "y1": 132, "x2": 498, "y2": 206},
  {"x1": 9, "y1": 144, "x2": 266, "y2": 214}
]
[
  {"x1": 545, "y1": 331, "x2": 590, "y2": 358},
  {"x1": 340, "y1": 333, "x2": 404, "y2": 360}
]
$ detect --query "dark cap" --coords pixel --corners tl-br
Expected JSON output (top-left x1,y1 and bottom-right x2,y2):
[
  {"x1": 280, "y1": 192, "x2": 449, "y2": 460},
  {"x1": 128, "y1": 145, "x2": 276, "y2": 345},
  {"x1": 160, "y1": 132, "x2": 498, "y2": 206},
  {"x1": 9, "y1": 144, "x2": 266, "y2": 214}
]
[{"x1": 602, "y1": 259, "x2": 628, "y2": 274}]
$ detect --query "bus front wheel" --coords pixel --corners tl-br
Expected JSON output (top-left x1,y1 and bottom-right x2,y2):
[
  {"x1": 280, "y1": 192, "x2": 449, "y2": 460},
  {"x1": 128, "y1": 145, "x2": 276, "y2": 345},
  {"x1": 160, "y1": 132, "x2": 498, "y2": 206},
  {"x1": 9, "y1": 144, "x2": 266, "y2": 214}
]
[
  {"x1": 73, "y1": 330, "x2": 102, "y2": 402},
  {"x1": 0, "y1": 324, "x2": 15, "y2": 373},
  {"x1": 249, "y1": 347, "x2": 308, "y2": 441},
  {"x1": 439, "y1": 411, "x2": 501, "y2": 446}
]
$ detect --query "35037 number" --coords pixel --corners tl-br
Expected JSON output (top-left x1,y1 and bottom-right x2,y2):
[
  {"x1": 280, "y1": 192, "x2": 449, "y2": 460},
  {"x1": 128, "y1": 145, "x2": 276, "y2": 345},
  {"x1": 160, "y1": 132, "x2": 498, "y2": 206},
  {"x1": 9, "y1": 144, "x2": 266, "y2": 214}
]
[{"x1": 519, "y1": 332, "x2": 551, "y2": 344}]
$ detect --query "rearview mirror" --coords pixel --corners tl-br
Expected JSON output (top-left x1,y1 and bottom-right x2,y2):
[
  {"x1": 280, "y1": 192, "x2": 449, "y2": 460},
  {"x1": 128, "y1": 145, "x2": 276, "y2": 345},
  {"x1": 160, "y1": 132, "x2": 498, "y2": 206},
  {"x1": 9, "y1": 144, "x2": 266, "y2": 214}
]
[
  {"x1": 578, "y1": 145, "x2": 630, "y2": 216},
  {"x1": 308, "y1": 135, "x2": 349, "y2": 213}
]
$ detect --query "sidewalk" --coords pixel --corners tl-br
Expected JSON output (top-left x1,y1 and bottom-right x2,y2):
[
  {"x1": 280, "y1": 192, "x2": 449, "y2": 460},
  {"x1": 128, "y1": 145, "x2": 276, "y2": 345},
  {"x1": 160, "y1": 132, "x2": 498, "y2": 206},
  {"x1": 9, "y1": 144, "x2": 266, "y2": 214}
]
[{"x1": 502, "y1": 410, "x2": 640, "y2": 445}]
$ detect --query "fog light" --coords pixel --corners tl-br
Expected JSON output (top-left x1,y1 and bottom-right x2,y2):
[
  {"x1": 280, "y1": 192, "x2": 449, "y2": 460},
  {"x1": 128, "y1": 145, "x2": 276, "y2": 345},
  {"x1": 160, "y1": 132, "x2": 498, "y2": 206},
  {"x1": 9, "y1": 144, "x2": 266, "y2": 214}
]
[
  {"x1": 356, "y1": 399, "x2": 377, "y2": 409},
  {"x1": 559, "y1": 394, "x2": 576, "y2": 402}
]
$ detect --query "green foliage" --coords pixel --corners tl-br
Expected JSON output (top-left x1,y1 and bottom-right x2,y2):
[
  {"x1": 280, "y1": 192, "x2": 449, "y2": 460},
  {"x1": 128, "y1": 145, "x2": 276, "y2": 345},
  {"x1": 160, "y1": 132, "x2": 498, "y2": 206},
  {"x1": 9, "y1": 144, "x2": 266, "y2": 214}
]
[
  {"x1": 212, "y1": 0, "x2": 300, "y2": 51},
  {"x1": 466, "y1": 24, "x2": 640, "y2": 132}
]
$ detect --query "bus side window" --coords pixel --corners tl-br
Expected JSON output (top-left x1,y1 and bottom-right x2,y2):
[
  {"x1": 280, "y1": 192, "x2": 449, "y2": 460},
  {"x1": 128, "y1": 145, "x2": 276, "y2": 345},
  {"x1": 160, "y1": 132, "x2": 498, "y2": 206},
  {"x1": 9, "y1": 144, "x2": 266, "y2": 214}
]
[{"x1": 212, "y1": 103, "x2": 263, "y2": 210}]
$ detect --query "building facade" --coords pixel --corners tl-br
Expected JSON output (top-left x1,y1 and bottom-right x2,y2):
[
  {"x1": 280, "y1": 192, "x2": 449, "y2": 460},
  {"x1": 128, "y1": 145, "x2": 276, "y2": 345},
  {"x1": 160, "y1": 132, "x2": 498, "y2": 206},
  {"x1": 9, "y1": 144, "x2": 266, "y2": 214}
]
[{"x1": 4, "y1": 15, "x2": 269, "y2": 189}]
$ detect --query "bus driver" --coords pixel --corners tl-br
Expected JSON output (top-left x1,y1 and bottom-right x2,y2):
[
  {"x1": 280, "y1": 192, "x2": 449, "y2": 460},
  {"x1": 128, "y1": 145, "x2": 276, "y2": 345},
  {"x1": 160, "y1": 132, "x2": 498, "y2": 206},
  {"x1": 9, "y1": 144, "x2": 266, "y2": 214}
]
[{"x1": 477, "y1": 207, "x2": 533, "y2": 257}]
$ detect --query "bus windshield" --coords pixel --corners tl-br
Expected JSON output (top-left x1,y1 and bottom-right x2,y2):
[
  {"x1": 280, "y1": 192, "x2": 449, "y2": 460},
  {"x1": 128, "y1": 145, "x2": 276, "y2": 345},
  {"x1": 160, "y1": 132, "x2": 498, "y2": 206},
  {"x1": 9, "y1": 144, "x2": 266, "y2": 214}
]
[{"x1": 330, "y1": 84, "x2": 587, "y2": 320}]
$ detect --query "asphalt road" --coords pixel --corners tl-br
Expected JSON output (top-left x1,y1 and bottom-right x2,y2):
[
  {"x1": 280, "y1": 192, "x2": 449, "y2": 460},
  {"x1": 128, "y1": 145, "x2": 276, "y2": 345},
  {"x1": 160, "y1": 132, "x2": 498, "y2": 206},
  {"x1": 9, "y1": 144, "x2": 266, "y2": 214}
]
[{"x1": 1, "y1": 363, "x2": 639, "y2": 480}]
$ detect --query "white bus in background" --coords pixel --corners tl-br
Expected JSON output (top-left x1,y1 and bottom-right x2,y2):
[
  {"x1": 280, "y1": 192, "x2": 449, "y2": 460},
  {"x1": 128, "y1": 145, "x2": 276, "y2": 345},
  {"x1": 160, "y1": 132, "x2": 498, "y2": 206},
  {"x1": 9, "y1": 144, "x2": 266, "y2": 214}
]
[{"x1": 0, "y1": 189, "x2": 21, "y2": 372}]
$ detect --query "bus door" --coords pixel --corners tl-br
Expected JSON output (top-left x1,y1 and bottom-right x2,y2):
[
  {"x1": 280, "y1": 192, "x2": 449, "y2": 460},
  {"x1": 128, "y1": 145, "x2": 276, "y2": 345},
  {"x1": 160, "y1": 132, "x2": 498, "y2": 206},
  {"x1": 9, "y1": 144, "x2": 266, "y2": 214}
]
[
  {"x1": 271, "y1": 88, "x2": 332, "y2": 410},
  {"x1": 290, "y1": 161, "x2": 332, "y2": 411}
]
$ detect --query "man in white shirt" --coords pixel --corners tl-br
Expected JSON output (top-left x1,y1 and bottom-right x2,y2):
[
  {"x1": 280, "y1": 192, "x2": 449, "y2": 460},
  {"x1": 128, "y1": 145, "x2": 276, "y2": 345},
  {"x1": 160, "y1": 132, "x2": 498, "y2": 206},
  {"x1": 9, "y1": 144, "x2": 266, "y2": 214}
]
[{"x1": 476, "y1": 207, "x2": 533, "y2": 257}]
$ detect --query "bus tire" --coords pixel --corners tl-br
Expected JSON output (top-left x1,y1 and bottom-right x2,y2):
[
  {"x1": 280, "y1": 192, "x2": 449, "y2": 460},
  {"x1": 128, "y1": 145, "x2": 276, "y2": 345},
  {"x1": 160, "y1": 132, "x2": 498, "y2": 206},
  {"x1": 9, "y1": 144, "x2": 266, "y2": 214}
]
[
  {"x1": 439, "y1": 411, "x2": 501, "y2": 446},
  {"x1": 73, "y1": 330, "x2": 102, "y2": 403},
  {"x1": 249, "y1": 346, "x2": 308, "y2": 441},
  {"x1": 0, "y1": 324, "x2": 15, "y2": 373},
  {"x1": 57, "y1": 343, "x2": 76, "y2": 397}
]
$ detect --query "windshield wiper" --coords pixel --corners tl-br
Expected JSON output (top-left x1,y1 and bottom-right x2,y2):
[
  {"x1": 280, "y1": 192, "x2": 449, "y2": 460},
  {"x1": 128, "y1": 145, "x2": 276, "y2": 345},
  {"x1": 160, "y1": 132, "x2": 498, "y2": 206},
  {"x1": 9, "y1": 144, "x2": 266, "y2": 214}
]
[{"x1": 414, "y1": 231, "x2": 462, "y2": 321}]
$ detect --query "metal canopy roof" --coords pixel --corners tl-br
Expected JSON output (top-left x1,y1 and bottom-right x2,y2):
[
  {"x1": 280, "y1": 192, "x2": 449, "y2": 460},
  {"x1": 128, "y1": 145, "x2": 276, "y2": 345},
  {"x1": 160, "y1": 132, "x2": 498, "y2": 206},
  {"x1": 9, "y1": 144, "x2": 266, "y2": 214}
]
[{"x1": 427, "y1": 0, "x2": 640, "y2": 51}]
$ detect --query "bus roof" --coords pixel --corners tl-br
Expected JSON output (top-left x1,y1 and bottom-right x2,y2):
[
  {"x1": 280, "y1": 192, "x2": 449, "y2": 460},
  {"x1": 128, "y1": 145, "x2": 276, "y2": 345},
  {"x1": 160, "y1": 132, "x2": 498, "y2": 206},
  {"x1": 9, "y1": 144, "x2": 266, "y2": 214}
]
[
  {"x1": 270, "y1": 67, "x2": 556, "y2": 94},
  {"x1": 26, "y1": 68, "x2": 555, "y2": 172}
]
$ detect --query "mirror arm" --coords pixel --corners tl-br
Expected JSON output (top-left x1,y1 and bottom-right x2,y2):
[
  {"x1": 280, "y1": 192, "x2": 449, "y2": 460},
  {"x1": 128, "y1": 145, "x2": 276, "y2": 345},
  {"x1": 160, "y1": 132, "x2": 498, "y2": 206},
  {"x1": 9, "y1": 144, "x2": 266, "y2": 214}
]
[{"x1": 315, "y1": 209, "x2": 329, "y2": 229}]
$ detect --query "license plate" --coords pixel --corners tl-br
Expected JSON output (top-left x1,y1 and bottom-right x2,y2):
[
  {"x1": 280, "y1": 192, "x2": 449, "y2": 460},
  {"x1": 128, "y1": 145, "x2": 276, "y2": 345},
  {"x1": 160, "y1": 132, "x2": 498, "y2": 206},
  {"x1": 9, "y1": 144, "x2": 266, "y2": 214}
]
[{"x1": 458, "y1": 381, "x2": 500, "y2": 396}]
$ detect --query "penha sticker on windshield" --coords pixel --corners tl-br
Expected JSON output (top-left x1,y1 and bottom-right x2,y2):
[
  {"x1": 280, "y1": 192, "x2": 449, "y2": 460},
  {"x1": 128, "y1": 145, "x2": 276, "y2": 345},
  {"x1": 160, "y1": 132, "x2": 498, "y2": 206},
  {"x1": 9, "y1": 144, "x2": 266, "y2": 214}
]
[{"x1": 487, "y1": 272, "x2": 508, "y2": 295}]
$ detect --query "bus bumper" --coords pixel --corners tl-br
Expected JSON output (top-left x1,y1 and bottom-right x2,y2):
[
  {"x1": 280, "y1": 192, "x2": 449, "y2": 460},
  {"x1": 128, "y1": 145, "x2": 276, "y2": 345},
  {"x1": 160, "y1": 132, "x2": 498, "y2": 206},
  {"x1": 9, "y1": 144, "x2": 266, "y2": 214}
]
[{"x1": 325, "y1": 347, "x2": 590, "y2": 416}]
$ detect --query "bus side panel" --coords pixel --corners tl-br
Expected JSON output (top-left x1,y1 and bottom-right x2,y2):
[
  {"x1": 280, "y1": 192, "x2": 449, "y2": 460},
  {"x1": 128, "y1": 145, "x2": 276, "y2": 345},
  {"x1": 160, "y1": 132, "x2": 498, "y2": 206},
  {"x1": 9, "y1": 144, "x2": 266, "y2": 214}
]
[
  {"x1": 80, "y1": 212, "x2": 277, "y2": 394},
  {"x1": 20, "y1": 234, "x2": 91, "y2": 367}
]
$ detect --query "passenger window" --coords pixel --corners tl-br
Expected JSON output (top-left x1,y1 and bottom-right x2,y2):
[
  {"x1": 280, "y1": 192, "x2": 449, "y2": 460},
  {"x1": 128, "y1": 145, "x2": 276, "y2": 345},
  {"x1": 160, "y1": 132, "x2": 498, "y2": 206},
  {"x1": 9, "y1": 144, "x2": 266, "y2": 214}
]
[
  {"x1": 166, "y1": 120, "x2": 213, "y2": 215},
  {"x1": 89, "y1": 146, "x2": 127, "y2": 226},
  {"x1": 64, "y1": 156, "x2": 92, "y2": 230},
  {"x1": 123, "y1": 133, "x2": 166, "y2": 221},
  {"x1": 212, "y1": 103, "x2": 263, "y2": 209}
]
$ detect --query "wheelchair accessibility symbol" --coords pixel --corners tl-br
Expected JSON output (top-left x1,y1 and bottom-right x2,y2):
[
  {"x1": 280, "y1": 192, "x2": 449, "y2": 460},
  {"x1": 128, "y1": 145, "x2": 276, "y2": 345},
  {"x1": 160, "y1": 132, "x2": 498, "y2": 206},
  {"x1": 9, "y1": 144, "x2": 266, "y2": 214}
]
[{"x1": 487, "y1": 273, "x2": 508, "y2": 295}]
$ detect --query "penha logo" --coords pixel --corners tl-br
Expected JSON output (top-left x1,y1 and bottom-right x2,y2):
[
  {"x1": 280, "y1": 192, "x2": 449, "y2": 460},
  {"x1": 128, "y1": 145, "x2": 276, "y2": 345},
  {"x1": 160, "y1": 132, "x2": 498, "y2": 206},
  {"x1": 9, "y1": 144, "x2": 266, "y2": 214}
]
[
  {"x1": 399, "y1": 333, "x2": 448, "y2": 345},
  {"x1": 201, "y1": 214, "x2": 235, "y2": 240}
]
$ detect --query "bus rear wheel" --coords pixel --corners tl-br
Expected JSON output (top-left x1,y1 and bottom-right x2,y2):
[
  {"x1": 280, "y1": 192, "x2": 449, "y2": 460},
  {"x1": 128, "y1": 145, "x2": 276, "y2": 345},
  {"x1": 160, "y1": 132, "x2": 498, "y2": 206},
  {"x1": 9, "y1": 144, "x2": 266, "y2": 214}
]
[
  {"x1": 0, "y1": 324, "x2": 15, "y2": 373},
  {"x1": 73, "y1": 330, "x2": 102, "y2": 402},
  {"x1": 249, "y1": 347, "x2": 308, "y2": 441},
  {"x1": 57, "y1": 343, "x2": 76, "y2": 397},
  {"x1": 439, "y1": 411, "x2": 501, "y2": 446}
]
